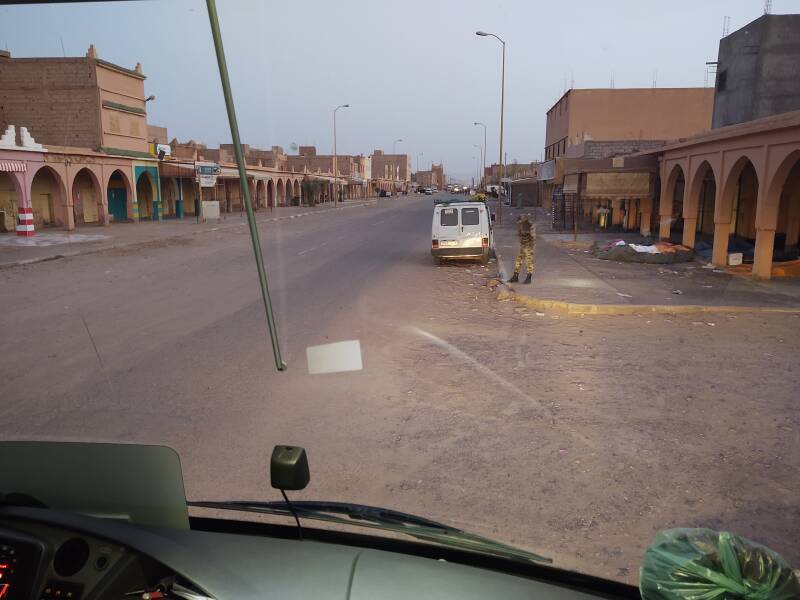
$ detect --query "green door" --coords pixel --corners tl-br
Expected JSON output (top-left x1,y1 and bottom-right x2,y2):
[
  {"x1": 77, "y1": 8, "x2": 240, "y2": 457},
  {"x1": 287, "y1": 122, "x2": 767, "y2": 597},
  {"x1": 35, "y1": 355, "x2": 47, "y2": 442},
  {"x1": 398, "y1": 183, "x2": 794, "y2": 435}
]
[{"x1": 108, "y1": 188, "x2": 127, "y2": 222}]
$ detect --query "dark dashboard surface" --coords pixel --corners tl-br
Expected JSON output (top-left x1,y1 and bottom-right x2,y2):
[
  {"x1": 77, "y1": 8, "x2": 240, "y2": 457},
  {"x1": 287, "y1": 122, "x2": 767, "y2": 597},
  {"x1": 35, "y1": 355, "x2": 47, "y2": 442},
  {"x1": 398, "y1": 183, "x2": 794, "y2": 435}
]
[{"x1": 0, "y1": 506, "x2": 635, "y2": 600}]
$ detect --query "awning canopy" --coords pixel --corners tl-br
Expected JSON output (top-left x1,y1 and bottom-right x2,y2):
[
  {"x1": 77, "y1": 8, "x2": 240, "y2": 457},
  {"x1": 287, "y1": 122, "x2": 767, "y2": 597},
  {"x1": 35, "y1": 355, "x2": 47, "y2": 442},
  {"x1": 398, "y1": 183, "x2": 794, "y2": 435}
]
[
  {"x1": 583, "y1": 171, "x2": 651, "y2": 198},
  {"x1": 157, "y1": 162, "x2": 195, "y2": 178},
  {"x1": 0, "y1": 160, "x2": 26, "y2": 173}
]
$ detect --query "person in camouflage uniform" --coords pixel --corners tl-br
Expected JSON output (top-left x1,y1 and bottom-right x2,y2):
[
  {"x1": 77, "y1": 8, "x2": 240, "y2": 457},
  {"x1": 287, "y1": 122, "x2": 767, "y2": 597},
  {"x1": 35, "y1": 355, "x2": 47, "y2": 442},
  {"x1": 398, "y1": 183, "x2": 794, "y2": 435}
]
[{"x1": 508, "y1": 214, "x2": 535, "y2": 284}]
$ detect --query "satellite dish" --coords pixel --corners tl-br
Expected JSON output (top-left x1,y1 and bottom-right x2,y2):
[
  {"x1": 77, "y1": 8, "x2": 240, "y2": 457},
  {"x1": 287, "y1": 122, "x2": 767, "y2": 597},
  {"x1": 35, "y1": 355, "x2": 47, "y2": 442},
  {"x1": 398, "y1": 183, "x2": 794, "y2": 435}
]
[{"x1": 290, "y1": 142, "x2": 298, "y2": 152}]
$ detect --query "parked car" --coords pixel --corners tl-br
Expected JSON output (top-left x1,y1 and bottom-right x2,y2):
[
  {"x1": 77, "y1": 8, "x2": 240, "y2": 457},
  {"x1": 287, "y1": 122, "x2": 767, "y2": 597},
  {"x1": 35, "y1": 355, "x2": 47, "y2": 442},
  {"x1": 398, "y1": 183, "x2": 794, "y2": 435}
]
[
  {"x1": 431, "y1": 200, "x2": 493, "y2": 265},
  {"x1": 423, "y1": 188, "x2": 433, "y2": 195}
]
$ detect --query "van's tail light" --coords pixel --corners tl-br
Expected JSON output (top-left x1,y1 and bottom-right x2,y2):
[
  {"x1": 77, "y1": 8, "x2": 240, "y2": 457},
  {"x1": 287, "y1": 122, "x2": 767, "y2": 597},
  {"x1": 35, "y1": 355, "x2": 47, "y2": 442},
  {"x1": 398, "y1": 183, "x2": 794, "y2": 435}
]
[
  {"x1": 482, "y1": 237, "x2": 489, "y2": 247},
  {"x1": 432, "y1": 240, "x2": 439, "y2": 249}
]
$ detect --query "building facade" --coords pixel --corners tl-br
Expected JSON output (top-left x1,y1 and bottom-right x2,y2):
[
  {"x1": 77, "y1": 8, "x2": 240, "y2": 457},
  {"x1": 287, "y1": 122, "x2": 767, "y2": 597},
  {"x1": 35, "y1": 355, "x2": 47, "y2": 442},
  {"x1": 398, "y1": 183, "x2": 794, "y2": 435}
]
[
  {"x1": 371, "y1": 149, "x2": 411, "y2": 191},
  {"x1": 712, "y1": 14, "x2": 800, "y2": 129},
  {"x1": 544, "y1": 87, "x2": 714, "y2": 161},
  {"x1": 0, "y1": 45, "x2": 151, "y2": 156}
]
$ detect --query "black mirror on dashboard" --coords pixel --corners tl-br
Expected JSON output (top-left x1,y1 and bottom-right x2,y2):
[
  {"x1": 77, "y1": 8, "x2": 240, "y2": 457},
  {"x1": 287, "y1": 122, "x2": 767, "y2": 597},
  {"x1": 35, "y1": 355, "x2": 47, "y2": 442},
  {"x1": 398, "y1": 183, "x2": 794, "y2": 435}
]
[{"x1": 271, "y1": 445, "x2": 310, "y2": 490}]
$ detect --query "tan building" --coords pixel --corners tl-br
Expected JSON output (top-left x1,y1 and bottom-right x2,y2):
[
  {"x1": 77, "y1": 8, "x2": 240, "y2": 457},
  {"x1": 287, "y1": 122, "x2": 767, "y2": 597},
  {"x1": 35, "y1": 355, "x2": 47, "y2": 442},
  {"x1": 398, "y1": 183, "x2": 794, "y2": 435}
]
[
  {"x1": 0, "y1": 45, "x2": 151, "y2": 156},
  {"x1": 544, "y1": 88, "x2": 714, "y2": 161},
  {"x1": 415, "y1": 163, "x2": 446, "y2": 190},
  {"x1": 654, "y1": 110, "x2": 800, "y2": 280},
  {"x1": 371, "y1": 149, "x2": 411, "y2": 191},
  {"x1": 484, "y1": 162, "x2": 539, "y2": 185}
]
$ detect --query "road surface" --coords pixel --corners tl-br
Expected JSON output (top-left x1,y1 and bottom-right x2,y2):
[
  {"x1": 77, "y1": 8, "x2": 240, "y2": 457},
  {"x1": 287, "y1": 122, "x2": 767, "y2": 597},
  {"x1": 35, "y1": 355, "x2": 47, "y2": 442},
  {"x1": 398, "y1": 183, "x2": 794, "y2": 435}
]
[{"x1": 1, "y1": 194, "x2": 798, "y2": 584}]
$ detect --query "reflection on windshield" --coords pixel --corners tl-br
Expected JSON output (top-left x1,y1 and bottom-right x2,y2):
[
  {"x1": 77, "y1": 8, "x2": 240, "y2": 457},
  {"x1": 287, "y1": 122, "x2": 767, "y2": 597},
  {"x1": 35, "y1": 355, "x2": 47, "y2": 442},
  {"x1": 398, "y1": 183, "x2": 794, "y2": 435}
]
[{"x1": 0, "y1": 0, "x2": 799, "y2": 587}]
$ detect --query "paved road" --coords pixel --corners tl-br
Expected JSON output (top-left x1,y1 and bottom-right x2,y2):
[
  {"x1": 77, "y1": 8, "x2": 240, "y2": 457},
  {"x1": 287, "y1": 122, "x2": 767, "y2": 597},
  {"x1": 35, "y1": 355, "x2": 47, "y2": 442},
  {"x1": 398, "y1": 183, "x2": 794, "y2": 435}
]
[{"x1": 2, "y1": 194, "x2": 798, "y2": 585}]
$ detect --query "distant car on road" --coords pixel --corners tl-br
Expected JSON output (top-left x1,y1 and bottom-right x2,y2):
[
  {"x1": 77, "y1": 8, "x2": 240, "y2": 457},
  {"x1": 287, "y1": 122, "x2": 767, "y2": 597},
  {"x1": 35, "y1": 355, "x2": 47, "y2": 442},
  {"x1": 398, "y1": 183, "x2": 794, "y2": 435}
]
[
  {"x1": 423, "y1": 188, "x2": 433, "y2": 195},
  {"x1": 431, "y1": 200, "x2": 493, "y2": 265}
]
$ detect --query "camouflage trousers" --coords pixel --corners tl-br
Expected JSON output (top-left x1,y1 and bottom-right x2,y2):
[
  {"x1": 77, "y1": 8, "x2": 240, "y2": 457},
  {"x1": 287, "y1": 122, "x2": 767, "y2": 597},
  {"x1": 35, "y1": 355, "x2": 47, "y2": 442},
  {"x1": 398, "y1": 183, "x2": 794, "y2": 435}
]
[{"x1": 514, "y1": 245, "x2": 535, "y2": 275}]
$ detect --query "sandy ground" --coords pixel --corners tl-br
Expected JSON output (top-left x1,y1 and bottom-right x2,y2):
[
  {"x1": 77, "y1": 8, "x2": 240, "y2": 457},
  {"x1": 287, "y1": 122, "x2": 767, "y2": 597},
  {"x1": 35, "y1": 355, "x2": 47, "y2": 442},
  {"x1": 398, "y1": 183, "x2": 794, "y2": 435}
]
[{"x1": 1, "y1": 196, "x2": 797, "y2": 586}]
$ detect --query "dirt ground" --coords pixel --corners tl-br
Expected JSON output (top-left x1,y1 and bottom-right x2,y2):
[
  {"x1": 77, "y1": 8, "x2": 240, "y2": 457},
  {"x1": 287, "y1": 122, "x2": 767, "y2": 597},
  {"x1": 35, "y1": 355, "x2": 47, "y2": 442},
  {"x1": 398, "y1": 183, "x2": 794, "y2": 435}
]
[
  {"x1": 2, "y1": 198, "x2": 797, "y2": 587},
  {"x1": 380, "y1": 262, "x2": 800, "y2": 585}
]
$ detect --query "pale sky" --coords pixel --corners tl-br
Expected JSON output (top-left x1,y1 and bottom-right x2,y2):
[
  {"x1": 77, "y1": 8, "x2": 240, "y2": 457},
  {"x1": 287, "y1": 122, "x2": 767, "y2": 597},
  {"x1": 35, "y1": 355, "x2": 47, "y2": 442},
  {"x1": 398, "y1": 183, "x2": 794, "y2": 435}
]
[{"x1": 1, "y1": 0, "x2": 797, "y2": 181}]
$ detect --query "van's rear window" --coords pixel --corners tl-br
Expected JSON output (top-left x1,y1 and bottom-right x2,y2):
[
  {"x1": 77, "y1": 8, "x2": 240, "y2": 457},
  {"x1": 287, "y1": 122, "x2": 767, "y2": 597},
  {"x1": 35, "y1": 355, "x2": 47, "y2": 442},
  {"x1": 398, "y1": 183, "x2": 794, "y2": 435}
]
[
  {"x1": 440, "y1": 209, "x2": 458, "y2": 226},
  {"x1": 461, "y1": 207, "x2": 479, "y2": 225}
]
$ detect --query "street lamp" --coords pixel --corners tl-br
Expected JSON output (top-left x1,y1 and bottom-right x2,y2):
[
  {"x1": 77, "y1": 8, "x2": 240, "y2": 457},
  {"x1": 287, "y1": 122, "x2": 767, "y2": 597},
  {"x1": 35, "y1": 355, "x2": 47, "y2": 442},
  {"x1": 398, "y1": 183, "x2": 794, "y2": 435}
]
[
  {"x1": 333, "y1": 103, "x2": 350, "y2": 206},
  {"x1": 393, "y1": 138, "x2": 403, "y2": 154},
  {"x1": 473, "y1": 144, "x2": 484, "y2": 192},
  {"x1": 476, "y1": 30, "x2": 505, "y2": 224},
  {"x1": 473, "y1": 121, "x2": 487, "y2": 190}
]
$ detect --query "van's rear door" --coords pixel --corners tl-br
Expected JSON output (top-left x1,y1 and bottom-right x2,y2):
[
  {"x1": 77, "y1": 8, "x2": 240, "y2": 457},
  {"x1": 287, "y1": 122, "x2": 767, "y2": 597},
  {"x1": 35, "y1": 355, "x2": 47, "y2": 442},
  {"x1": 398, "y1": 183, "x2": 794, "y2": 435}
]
[
  {"x1": 438, "y1": 206, "x2": 460, "y2": 248},
  {"x1": 459, "y1": 206, "x2": 482, "y2": 248}
]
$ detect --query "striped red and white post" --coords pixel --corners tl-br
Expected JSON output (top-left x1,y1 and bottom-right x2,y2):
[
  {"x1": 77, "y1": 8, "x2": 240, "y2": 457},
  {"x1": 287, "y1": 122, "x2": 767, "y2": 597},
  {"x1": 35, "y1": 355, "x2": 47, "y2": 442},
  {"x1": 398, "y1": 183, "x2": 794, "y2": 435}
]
[{"x1": 16, "y1": 207, "x2": 34, "y2": 236}]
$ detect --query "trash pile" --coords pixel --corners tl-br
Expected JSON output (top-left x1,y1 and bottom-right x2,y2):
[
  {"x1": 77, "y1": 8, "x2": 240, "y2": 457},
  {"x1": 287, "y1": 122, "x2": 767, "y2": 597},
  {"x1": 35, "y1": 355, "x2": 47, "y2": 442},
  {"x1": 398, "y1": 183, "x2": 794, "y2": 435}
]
[{"x1": 593, "y1": 240, "x2": 694, "y2": 264}]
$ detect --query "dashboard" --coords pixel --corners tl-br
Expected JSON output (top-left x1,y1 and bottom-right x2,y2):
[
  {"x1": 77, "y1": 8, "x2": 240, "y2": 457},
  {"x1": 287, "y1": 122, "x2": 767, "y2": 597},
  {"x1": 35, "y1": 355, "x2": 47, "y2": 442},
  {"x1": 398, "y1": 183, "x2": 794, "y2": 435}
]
[
  {"x1": 0, "y1": 506, "x2": 632, "y2": 600},
  {"x1": 0, "y1": 520, "x2": 172, "y2": 600}
]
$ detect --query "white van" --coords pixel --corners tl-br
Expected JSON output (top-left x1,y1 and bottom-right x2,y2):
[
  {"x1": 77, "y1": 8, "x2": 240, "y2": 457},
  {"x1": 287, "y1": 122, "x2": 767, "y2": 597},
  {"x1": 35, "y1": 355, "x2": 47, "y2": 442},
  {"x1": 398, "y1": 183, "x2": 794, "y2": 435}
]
[{"x1": 431, "y1": 201, "x2": 493, "y2": 265}]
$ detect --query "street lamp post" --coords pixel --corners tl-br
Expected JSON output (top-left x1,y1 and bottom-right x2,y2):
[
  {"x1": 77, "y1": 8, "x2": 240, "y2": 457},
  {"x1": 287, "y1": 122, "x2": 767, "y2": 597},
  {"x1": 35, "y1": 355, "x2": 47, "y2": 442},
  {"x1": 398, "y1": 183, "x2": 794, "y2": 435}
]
[
  {"x1": 476, "y1": 30, "x2": 505, "y2": 224},
  {"x1": 473, "y1": 145, "x2": 482, "y2": 190},
  {"x1": 333, "y1": 103, "x2": 349, "y2": 207},
  {"x1": 473, "y1": 144, "x2": 484, "y2": 192},
  {"x1": 393, "y1": 138, "x2": 403, "y2": 154},
  {"x1": 473, "y1": 121, "x2": 487, "y2": 190}
]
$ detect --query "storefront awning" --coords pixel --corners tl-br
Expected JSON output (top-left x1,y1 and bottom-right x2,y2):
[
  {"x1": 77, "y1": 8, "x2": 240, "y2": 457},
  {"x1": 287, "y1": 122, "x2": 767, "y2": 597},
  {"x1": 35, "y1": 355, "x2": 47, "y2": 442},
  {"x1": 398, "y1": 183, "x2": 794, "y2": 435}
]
[
  {"x1": 583, "y1": 171, "x2": 650, "y2": 198},
  {"x1": 0, "y1": 160, "x2": 26, "y2": 173},
  {"x1": 158, "y1": 162, "x2": 195, "y2": 178}
]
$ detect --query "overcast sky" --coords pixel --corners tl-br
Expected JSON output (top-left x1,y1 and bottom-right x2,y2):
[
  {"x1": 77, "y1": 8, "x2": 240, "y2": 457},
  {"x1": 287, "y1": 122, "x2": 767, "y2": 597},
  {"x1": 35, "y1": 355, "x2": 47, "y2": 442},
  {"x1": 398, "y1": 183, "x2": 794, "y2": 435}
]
[{"x1": 1, "y1": 0, "x2": 796, "y2": 180}]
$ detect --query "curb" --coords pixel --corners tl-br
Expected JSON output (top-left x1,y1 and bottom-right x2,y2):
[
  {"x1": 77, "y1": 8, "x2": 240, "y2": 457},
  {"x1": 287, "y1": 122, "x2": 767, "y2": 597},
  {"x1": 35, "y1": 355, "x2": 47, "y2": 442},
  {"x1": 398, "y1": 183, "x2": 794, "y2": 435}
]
[
  {"x1": 0, "y1": 199, "x2": 377, "y2": 270},
  {"x1": 495, "y1": 286, "x2": 800, "y2": 316},
  {"x1": 491, "y1": 227, "x2": 800, "y2": 316}
]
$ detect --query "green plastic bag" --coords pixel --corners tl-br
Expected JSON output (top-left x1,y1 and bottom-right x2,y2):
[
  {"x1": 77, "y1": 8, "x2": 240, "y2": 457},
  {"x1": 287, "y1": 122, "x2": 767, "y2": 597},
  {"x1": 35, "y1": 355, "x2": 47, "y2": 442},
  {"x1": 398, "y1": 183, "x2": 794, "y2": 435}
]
[{"x1": 640, "y1": 528, "x2": 799, "y2": 600}]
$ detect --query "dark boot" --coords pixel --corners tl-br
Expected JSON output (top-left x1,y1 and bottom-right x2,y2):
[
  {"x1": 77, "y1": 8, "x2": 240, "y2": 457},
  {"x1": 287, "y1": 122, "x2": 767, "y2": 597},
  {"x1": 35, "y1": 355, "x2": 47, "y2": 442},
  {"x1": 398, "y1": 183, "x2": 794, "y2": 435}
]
[
  {"x1": 523, "y1": 273, "x2": 532, "y2": 284},
  {"x1": 507, "y1": 272, "x2": 519, "y2": 283}
]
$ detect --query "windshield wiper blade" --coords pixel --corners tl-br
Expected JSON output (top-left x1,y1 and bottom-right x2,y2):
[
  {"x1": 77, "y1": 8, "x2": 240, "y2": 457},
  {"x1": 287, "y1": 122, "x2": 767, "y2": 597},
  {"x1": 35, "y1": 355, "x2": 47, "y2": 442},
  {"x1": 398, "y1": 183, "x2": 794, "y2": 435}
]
[
  {"x1": 188, "y1": 500, "x2": 552, "y2": 565},
  {"x1": 194, "y1": 500, "x2": 452, "y2": 529}
]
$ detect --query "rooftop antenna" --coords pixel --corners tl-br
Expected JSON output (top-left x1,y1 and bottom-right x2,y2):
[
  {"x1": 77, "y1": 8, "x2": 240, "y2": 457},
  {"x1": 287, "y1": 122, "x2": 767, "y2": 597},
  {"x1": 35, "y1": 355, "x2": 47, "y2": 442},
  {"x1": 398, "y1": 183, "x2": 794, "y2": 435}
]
[
  {"x1": 570, "y1": 70, "x2": 574, "y2": 89},
  {"x1": 563, "y1": 75, "x2": 567, "y2": 93},
  {"x1": 610, "y1": 72, "x2": 615, "y2": 89},
  {"x1": 722, "y1": 16, "x2": 731, "y2": 36},
  {"x1": 652, "y1": 69, "x2": 657, "y2": 88},
  {"x1": 763, "y1": 0, "x2": 772, "y2": 14}
]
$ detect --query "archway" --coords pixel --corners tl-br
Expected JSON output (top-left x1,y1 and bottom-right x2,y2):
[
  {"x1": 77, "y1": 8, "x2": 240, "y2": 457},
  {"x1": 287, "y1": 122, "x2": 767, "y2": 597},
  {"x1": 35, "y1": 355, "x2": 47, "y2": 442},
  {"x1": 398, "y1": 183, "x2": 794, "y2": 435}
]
[
  {"x1": 662, "y1": 165, "x2": 685, "y2": 241},
  {"x1": 107, "y1": 170, "x2": 130, "y2": 223},
  {"x1": 684, "y1": 161, "x2": 716, "y2": 248},
  {"x1": 159, "y1": 177, "x2": 178, "y2": 218},
  {"x1": 71, "y1": 168, "x2": 102, "y2": 225},
  {"x1": 731, "y1": 161, "x2": 759, "y2": 241},
  {"x1": 30, "y1": 166, "x2": 66, "y2": 227},
  {"x1": 775, "y1": 155, "x2": 800, "y2": 251},
  {"x1": 293, "y1": 180, "x2": 300, "y2": 205},
  {"x1": 284, "y1": 179, "x2": 293, "y2": 205},
  {"x1": 267, "y1": 179, "x2": 275, "y2": 208},
  {"x1": 276, "y1": 179, "x2": 284, "y2": 207},
  {"x1": 136, "y1": 171, "x2": 155, "y2": 220},
  {"x1": 256, "y1": 179, "x2": 266, "y2": 209},
  {"x1": 0, "y1": 172, "x2": 22, "y2": 233}
]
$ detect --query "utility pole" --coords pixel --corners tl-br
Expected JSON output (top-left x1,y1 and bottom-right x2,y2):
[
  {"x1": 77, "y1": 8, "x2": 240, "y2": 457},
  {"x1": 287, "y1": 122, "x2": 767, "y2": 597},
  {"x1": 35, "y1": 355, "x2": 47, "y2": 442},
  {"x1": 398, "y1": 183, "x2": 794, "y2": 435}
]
[{"x1": 476, "y1": 30, "x2": 506, "y2": 224}]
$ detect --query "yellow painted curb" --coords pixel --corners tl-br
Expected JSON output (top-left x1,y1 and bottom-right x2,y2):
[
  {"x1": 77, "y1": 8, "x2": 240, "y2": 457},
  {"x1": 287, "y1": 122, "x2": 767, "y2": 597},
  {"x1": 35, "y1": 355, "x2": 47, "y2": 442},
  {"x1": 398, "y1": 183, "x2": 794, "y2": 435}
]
[{"x1": 496, "y1": 288, "x2": 800, "y2": 316}]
